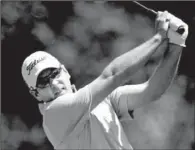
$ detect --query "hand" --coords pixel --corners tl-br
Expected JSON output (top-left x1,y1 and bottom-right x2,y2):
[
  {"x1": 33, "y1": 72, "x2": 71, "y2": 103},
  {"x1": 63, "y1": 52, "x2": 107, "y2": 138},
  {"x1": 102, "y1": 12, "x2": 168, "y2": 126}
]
[
  {"x1": 155, "y1": 11, "x2": 170, "y2": 39},
  {"x1": 167, "y1": 13, "x2": 188, "y2": 47}
]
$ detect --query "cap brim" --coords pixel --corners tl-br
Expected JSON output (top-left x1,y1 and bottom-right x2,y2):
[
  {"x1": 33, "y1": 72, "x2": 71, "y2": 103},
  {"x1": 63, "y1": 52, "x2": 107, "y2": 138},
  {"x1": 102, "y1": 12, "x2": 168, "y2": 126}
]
[{"x1": 31, "y1": 59, "x2": 60, "y2": 88}]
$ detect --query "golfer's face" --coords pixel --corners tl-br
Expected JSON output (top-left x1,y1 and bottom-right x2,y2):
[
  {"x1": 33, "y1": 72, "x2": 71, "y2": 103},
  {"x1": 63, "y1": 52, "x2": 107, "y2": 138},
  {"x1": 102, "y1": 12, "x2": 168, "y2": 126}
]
[{"x1": 36, "y1": 66, "x2": 72, "y2": 100}]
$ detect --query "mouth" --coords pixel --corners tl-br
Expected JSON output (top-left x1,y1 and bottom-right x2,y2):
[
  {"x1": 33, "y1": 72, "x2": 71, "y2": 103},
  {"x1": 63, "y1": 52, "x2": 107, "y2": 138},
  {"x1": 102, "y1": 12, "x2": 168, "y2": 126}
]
[{"x1": 54, "y1": 89, "x2": 66, "y2": 97}]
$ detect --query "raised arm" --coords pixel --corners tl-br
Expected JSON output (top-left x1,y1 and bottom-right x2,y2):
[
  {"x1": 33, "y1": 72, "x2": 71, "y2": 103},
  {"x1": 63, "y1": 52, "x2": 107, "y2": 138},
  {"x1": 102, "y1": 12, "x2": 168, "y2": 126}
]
[
  {"x1": 140, "y1": 44, "x2": 183, "y2": 101},
  {"x1": 108, "y1": 12, "x2": 188, "y2": 112},
  {"x1": 116, "y1": 43, "x2": 183, "y2": 111},
  {"x1": 88, "y1": 12, "x2": 170, "y2": 109}
]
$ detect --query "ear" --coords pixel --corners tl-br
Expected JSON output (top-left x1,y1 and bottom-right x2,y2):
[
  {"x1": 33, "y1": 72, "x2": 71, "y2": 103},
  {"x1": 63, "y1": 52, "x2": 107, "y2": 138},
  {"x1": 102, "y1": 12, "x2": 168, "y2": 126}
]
[{"x1": 29, "y1": 88, "x2": 40, "y2": 100}]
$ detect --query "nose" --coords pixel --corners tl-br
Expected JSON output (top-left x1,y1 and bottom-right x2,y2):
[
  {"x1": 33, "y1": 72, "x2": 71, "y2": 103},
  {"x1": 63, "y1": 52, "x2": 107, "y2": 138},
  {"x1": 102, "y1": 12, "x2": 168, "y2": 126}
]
[{"x1": 50, "y1": 78, "x2": 61, "y2": 92}]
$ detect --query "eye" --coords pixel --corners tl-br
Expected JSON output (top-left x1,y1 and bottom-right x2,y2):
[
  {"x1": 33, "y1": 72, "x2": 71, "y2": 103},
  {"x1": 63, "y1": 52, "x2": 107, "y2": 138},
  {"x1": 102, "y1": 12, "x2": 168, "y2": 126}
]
[
  {"x1": 39, "y1": 85, "x2": 50, "y2": 89},
  {"x1": 51, "y1": 68, "x2": 61, "y2": 78},
  {"x1": 36, "y1": 68, "x2": 62, "y2": 88},
  {"x1": 51, "y1": 70, "x2": 59, "y2": 78},
  {"x1": 37, "y1": 77, "x2": 50, "y2": 88}
]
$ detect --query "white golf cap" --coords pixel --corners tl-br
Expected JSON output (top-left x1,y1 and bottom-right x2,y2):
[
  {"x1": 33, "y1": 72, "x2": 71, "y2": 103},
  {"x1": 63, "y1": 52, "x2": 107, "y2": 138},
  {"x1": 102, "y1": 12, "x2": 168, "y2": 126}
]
[{"x1": 21, "y1": 51, "x2": 60, "y2": 89}]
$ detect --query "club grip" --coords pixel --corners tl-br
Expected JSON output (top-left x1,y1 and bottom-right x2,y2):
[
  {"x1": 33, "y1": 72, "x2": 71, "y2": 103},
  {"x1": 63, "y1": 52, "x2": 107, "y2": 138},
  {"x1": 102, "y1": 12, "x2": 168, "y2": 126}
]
[
  {"x1": 133, "y1": 1, "x2": 185, "y2": 35},
  {"x1": 176, "y1": 26, "x2": 185, "y2": 34},
  {"x1": 147, "y1": 9, "x2": 185, "y2": 35}
]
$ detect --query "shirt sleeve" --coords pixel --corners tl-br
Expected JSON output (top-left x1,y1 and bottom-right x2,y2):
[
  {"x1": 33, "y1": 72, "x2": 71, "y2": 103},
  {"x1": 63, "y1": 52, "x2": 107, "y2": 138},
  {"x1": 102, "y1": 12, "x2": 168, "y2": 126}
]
[
  {"x1": 108, "y1": 86, "x2": 134, "y2": 122},
  {"x1": 43, "y1": 85, "x2": 92, "y2": 144}
]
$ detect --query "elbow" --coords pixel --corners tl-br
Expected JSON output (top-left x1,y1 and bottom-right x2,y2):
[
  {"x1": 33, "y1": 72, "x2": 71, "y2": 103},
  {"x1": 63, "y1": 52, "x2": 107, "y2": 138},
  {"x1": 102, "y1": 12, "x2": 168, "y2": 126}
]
[
  {"x1": 101, "y1": 56, "x2": 126, "y2": 79},
  {"x1": 101, "y1": 69, "x2": 114, "y2": 79},
  {"x1": 101, "y1": 69, "x2": 127, "y2": 88},
  {"x1": 144, "y1": 92, "x2": 163, "y2": 103},
  {"x1": 150, "y1": 86, "x2": 168, "y2": 102},
  {"x1": 153, "y1": 92, "x2": 165, "y2": 101},
  {"x1": 101, "y1": 63, "x2": 120, "y2": 79},
  {"x1": 144, "y1": 81, "x2": 169, "y2": 102}
]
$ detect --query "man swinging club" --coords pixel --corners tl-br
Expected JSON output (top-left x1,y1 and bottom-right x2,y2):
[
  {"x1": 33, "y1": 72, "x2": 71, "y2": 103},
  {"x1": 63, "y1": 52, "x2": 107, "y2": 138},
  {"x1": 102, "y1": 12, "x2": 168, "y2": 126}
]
[{"x1": 21, "y1": 11, "x2": 188, "y2": 149}]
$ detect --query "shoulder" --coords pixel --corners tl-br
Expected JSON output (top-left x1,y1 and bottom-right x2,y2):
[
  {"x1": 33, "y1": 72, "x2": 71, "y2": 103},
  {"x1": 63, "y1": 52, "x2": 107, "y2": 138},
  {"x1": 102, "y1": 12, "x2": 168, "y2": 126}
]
[
  {"x1": 42, "y1": 94, "x2": 76, "y2": 133},
  {"x1": 47, "y1": 93, "x2": 75, "y2": 110},
  {"x1": 43, "y1": 85, "x2": 91, "y2": 119},
  {"x1": 107, "y1": 86, "x2": 123, "y2": 102},
  {"x1": 42, "y1": 87, "x2": 92, "y2": 141},
  {"x1": 46, "y1": 85, "x2": 90, "y2": 110}
]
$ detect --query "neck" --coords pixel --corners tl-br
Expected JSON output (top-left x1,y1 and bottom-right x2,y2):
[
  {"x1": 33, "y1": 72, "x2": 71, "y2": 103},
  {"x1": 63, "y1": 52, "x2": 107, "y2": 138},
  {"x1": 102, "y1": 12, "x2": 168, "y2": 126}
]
[{"x1": 37, "y1": 99, "x2": 54, "y2": 104}]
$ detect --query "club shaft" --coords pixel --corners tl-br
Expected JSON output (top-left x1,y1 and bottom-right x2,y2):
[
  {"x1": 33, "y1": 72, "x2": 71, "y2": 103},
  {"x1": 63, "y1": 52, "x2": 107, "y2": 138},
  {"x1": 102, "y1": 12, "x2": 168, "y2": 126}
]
[
  {"x1": 132, "y1": 1, "x2": 157, "y2": 15},
  {"x1": 132, "y1": 1, "x2": 185, "y2": 35}
]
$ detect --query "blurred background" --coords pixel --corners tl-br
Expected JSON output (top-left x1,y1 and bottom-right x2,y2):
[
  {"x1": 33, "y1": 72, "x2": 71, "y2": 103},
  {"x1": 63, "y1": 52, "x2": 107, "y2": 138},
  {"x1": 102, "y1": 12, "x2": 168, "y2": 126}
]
[{"x1": 1, "y1": 1, "x2": 195, "y2": 150}]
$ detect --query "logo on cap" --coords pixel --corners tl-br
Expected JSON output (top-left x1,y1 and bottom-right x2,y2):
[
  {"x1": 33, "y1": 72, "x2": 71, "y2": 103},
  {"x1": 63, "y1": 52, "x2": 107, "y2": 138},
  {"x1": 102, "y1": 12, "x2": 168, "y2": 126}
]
[{"x1": 26, "y1": 57, "x2": 46, "y2": 75}]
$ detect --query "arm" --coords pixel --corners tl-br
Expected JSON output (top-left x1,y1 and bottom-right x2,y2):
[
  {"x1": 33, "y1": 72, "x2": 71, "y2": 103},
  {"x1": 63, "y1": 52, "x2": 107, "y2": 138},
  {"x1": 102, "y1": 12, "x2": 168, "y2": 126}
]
[
  {"x1": 89, "y1": 33, "x2": 166, "y2": 109},
  {"x1": 109, "y1": 11, "x2": 188, "y2": 113},
  {"x1": 117, "y1": 43, "x2": 183, "y2": 111},
  {"x1": 140, "y1": 44, "x2": 182, "y2": 102},
  {"x1": 88, "y1": 11, "x2": 169, "y2": 109}
]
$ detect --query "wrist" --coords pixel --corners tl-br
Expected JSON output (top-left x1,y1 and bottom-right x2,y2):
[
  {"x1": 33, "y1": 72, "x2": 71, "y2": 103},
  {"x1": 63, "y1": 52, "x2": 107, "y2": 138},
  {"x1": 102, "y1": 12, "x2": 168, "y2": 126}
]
[
  {"x1": 168, "y1": 30, "x2": 186, "y2": 47},
  {"x1": 169, "y1": 43, "x2": 184, "y2": 50},
  {"x1": 154, "y1": 33, "x2": 167, "y2": 42}
]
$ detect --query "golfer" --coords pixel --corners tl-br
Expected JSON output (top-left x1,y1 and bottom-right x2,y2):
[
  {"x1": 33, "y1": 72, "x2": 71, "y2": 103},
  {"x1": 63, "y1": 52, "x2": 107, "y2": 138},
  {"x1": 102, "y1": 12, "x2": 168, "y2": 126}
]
[{"x1": 21, "y1": 11, "x2": 188, "y2": 149}]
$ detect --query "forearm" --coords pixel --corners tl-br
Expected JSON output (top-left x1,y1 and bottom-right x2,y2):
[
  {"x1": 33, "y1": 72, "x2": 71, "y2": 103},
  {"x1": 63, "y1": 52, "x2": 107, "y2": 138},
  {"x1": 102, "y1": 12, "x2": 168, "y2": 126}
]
[
  {"x1": 102, "y1": 33, "x2": 165, "y2": 83},
  {"x1": 145, "y1": 43, "x2": 183, "y2": 101}
]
